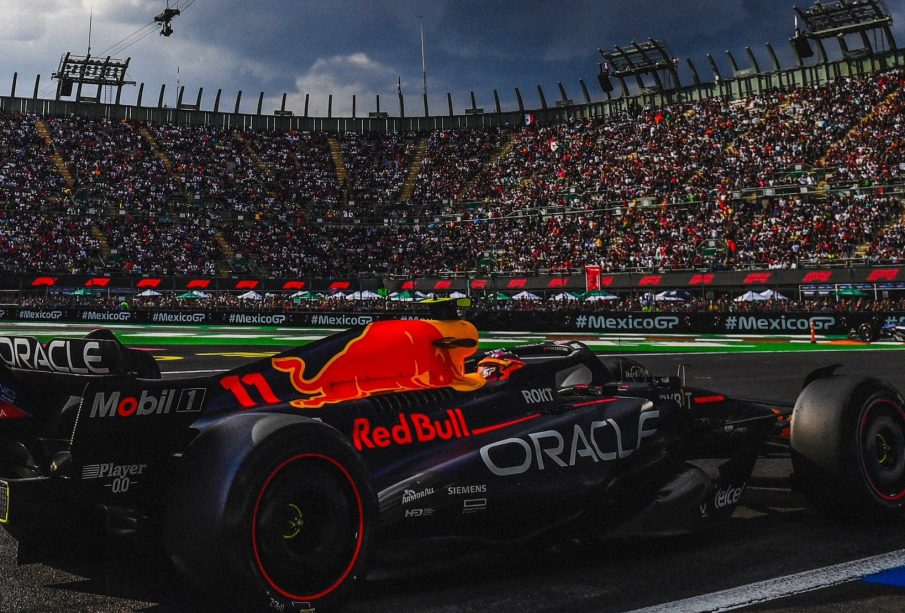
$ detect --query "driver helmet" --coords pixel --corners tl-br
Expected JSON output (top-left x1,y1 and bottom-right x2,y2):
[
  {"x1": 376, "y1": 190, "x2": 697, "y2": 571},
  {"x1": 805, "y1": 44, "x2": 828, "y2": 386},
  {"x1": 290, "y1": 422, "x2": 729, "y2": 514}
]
[{"x1": 477, "y1": 350, "x2": 526, "y2": 381}]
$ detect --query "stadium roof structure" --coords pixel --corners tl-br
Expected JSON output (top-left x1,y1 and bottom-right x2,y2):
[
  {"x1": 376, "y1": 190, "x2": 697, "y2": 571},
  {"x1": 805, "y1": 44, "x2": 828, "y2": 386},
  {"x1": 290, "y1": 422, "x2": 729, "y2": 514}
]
[
  {"x1": 793, "y1": 0, "x2": 896, "y2": 61},
  {"x1": 598, "y1": 39, "x2": 681, "y2": 96}
]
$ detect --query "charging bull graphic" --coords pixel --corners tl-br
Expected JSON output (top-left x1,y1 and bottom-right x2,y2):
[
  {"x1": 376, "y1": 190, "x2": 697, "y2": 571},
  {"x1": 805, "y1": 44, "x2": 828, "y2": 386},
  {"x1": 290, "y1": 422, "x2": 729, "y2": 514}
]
[{"x1": 272, "y1": 319, "x2": 486, "y2": 409}]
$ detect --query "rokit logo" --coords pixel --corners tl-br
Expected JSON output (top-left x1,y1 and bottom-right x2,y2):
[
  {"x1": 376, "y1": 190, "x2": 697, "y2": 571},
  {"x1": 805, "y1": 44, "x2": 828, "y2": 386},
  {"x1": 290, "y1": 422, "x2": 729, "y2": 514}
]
[
  {"x1": 353, "y1": 409, "x2": 470, "y2": 451},
  {"x1": 480, "y1": 408, "x2": 659, "y2": 476},
  {"x1": 521, "y1": 388, "x2": 554, "y2": 404},
  {"x1": 88, "y1": 387, "x2": 206, "y2": 418}
]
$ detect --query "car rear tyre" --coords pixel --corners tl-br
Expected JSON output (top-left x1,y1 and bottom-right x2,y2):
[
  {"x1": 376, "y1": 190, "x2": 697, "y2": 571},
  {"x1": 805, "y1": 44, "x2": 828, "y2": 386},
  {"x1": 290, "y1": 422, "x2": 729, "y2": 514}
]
[
  {"x1": 791, "y1": 375, "x2": 905, "y2": 519},
  {"x1": 250, "y1": 452, "x2": 366, "y2": 603},
  {"x1": 165, "y1": 416, "x2": 376, "y2": 611}
]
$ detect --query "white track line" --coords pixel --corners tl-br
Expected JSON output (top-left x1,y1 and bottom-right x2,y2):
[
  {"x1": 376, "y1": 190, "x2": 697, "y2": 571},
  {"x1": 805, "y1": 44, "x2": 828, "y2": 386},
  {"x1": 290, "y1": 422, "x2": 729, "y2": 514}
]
[
  {"x1": 160, "y1": 369, "x2": 227, "y2": 375},
  {"x1": 630, "y1": 548, "x2": 905, "y2": 612}
]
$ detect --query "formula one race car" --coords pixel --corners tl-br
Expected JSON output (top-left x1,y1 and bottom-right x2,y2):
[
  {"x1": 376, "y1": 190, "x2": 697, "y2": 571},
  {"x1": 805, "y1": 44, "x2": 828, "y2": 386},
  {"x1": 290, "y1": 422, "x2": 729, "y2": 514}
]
[
  {"x1": 848, "y1": 319, "x2": 905, "y2": 342},
  {"x1": 1, "y1": 310, "x2": 905, "y2": 610},
  {"x1": 882, "y1": 322, "x2": 905, "y2": 342}
]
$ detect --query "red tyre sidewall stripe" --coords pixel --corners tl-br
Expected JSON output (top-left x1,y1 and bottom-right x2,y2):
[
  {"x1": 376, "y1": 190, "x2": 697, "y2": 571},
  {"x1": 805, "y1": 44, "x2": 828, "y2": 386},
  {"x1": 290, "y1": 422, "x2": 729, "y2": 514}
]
[
  {"x1": 859, "y1": 399, "x2": 905, "y2": 502},
  {"x1": 252, "y1": 453, "x2": 365, "y2": 602}
]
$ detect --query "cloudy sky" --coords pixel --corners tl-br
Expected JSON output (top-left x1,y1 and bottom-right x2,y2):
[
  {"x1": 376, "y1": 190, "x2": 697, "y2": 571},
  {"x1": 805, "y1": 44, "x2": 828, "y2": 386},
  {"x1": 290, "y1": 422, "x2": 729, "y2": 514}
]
[{"x1": 2, "y1": 0, "x2": 902, "y2": 116}]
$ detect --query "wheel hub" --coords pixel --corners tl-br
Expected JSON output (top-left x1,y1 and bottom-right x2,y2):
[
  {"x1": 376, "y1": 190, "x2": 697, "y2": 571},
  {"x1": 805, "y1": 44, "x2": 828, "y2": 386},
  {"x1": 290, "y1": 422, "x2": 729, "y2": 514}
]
[
  {"x1": 283, "y1": 503, "x2": 304, "y2": 540},
  {"x1": 860, "y1": 399, "x2": 905, "y2": 501}
]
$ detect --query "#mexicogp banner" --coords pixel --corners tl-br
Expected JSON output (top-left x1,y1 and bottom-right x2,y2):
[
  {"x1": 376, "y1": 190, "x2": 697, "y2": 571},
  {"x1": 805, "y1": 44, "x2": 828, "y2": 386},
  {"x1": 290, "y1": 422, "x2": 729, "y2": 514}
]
[{"x1": 0, "y1": 308, "x2": 904, "y2": 335}]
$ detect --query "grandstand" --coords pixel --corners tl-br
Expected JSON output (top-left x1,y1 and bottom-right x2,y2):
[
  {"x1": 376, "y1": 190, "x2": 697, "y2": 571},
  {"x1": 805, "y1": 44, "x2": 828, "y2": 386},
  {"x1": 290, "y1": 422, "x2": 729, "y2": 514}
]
[{"x1": 0, "y1": 25, "x2": 904, "y2": 295}]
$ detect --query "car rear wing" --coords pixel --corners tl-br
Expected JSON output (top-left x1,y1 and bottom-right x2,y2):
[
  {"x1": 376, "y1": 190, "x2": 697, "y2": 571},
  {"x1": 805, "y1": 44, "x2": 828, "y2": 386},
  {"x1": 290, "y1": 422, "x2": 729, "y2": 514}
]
[{"x1": 0, "y1": 330, "x2": 160, "y2": 423}]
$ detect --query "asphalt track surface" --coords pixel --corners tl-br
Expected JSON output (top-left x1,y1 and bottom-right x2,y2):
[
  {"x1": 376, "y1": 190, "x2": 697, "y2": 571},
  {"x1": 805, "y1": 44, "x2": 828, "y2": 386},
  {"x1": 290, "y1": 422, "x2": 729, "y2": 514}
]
[{"x1": 2, "y1": 340, "x2": 905, "y2": 611}]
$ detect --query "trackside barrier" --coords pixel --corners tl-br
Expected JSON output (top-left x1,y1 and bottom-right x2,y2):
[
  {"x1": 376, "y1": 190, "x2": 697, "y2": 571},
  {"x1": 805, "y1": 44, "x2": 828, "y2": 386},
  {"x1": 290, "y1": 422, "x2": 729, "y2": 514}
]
[
  {"x1": 1, "y1": 308, "x2": 904, "y2": 335},
  {"x1": 475, "y1": 311, "x2": 905, "y2": 335}
]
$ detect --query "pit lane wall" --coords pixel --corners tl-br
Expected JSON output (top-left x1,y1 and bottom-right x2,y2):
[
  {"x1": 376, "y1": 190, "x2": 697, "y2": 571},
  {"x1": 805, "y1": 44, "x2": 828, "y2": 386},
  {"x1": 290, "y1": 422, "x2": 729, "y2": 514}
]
[{"x1": 3, "y1": 307, "x2": 904, "y2": 335}]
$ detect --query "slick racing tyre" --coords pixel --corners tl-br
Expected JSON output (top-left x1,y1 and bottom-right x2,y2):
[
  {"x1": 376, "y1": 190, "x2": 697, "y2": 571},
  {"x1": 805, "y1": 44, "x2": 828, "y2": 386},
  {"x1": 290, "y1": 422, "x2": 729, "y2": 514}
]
[
  {"x1": 791, "y1": 375, "x2": 905, "y2": 519},
  {"x1": 165, "y1": 414, "x2": 376, "y2": 611}
]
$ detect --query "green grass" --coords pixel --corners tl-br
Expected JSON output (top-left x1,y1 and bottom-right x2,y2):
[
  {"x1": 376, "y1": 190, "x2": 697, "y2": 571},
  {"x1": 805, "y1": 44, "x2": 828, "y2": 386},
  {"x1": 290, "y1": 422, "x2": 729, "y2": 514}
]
[{"x1": 0, "y1": 323, "x2": 901, "y2": 354}]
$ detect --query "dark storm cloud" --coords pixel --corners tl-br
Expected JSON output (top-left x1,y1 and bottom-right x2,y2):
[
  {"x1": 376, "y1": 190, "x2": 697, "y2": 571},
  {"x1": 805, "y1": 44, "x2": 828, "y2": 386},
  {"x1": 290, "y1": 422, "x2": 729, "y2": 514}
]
[{"x1": 1, "y1": 0, "x2": 902, "y2": 115}]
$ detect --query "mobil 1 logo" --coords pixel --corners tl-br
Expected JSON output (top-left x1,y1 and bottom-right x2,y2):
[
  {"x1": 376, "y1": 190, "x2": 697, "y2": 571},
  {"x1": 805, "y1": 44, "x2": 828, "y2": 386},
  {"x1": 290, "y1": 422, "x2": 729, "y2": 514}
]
[
  {"x1": 87, "y1": 386, "x2": 206, "y2": 419},
  {"x1": 72, "y1": 382, "x2": 210, "y2": 467}
]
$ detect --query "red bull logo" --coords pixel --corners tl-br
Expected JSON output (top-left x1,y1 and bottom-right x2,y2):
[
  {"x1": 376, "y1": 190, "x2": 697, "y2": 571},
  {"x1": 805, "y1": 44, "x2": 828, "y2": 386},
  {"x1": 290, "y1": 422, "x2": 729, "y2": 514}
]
[
  {"x1": 272, "y1": 320, "x2": 485, "y2": 409},
  {"x1": 353, "y1": 409, "x2": 470, "y2": 450}
]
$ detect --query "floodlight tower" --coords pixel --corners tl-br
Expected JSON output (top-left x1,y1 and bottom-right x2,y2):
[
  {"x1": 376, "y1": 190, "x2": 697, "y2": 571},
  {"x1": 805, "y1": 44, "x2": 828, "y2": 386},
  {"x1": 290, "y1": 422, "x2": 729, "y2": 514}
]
[
  {"x1": 52, "y1": 53, "x2": 135, "y2": 103},
  {"x1": 598, "y1": 39, "x2": 681, "y2": 98},
  {"x1": 791, "y1": 0, "x2": 896, "y2": 62}
]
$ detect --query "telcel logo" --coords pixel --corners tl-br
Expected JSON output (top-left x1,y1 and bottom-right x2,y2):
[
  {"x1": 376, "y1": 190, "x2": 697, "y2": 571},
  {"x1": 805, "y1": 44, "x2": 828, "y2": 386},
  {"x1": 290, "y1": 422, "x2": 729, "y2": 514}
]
[
  {"x1": 713, "y1": 484, "x2": 745, "y2": 509},
  {"x1": 353, "y1": 409, "x2": 470, "y2": 450}
]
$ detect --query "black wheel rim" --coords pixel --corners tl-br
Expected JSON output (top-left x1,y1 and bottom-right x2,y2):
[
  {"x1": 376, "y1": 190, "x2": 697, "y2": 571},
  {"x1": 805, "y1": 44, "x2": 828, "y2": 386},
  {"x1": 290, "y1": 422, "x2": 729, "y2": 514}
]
[
  {"x1": 252, "y1": 454, "x2": 364, "y2": 601},
  {"x1": 859, "y1": 399, "x2": 905, "y2": 501}
]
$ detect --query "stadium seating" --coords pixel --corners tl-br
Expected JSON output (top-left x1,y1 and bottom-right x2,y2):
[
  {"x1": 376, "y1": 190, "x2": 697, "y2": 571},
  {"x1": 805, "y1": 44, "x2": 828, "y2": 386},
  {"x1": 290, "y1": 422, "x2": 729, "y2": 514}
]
[{"x1": 0, "y1": 69, "x2": 902, "y2": 276}]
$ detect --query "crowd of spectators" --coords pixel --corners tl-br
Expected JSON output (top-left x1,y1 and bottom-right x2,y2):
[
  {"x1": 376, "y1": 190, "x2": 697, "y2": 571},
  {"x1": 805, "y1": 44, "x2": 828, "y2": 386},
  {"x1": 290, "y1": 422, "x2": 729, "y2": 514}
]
[
  {"x1": 459, "y1": 71, "x2": 902, "y2": 217},
  {"x1": 410, "y1": 128, "x2": 510, "y2": 205},
  {"x1": 0, "y1": 68, "x2": 902, "y2": 276},
  {"x1": 145, "y1": 123, "x2": 269, "y2": 215},
  {"x1": 100, "y1": 216, "x2": 220, "y2": 276},
  {"x1": 251, "y1": 130, "x2": 340, "y2": 217},
  {"x1": 821, "y1": 73, "x2": 905, "y2": 186},
  {"x1": 0, "y1": 212, "x2": 100, "y2": 273},
  {"x1": 0, "y1": 111, "x2": 66, "y2": 210},
  {"x1": 47, "y1": 116, "x2": 178, "y2": 213},
  {"x1": 202, "y1": 190, "x2": 904, "y2": 276},
  {"x1": 339, "y1": 131, "x2": 415, "y2": 216}
]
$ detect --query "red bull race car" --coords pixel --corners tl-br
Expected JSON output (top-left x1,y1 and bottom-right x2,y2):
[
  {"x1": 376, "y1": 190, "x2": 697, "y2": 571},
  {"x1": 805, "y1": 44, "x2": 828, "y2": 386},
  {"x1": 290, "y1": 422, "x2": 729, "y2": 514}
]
[{"x1": 1, "y1": 308, "x2": 905, "y2": 610}]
